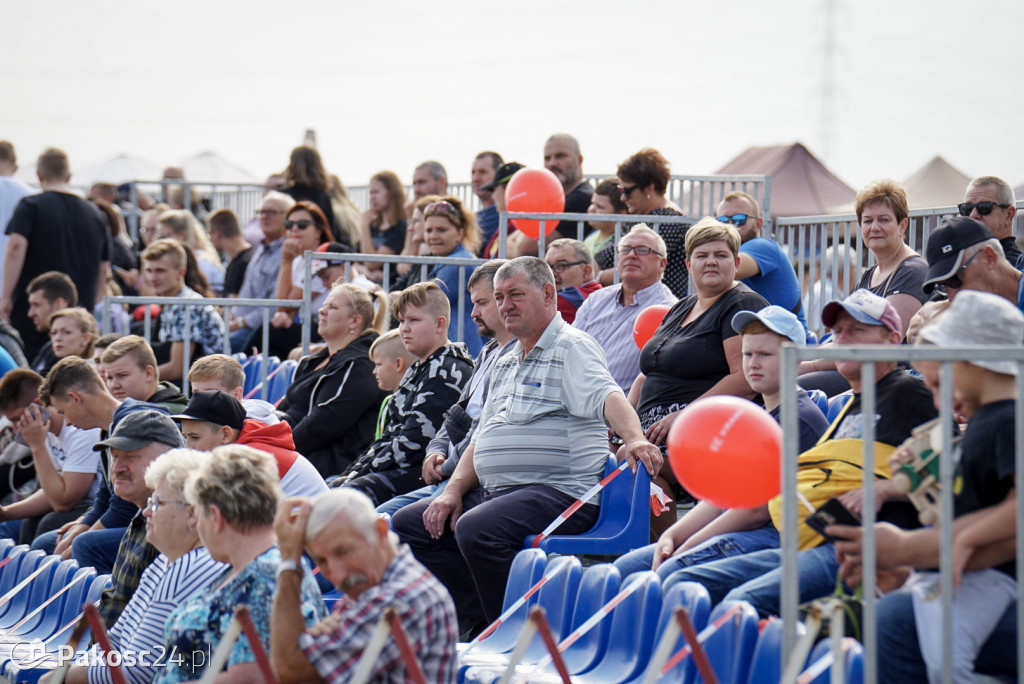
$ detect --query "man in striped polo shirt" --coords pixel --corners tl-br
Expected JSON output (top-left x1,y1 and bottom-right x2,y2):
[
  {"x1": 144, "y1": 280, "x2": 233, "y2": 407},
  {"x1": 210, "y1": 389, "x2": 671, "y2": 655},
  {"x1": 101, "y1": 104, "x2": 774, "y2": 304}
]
[{"x1": 393, "y1": 256, "x2": 661, "y2": 634}]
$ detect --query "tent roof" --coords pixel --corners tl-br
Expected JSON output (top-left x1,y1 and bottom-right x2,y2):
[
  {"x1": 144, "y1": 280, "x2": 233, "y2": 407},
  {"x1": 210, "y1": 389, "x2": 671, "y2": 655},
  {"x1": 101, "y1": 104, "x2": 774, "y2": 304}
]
[
  {"x1": 70, "y1": 153, "x2": 164, "y2": 187},
  {"x1": 177, "y1": 151, "x2": 257, "y2": 183},
  {"x1": 715, "y1": 142, "x2": 855, "y2": 217},
  {"x1": 901, "y1": 156, "x2": 970, "y2": 209}
]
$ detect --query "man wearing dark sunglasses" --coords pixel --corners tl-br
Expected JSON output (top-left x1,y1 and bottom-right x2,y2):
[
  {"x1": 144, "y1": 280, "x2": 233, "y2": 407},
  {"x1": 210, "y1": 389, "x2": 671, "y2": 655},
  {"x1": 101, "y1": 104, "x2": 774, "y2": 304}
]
[
  {"x1": 922, "y1": 216, "x2": 1024, "y2": 315},
  {"x1": 716, "y1": 191, "x2": 809, "y2": 340},
  {"x1": 961, "y1": 176, "x2": 1020, "y2": 267}
]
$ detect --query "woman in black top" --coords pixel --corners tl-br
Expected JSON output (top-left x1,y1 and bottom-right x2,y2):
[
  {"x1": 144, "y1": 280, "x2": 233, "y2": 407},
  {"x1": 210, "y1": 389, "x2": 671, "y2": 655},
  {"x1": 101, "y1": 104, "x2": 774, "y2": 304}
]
[
  {"x1": 596, "y1": 148, "x2": 690, "y2": 298},
  {"x1": 282, "y1": 145, "x2": 345, "y2": 244},
  {"x1": 358, "y1": 170, "x2": 408, "y2": 284},
  {"x1": 628, "y1": 218, "x2": 768, "y2": 534}
]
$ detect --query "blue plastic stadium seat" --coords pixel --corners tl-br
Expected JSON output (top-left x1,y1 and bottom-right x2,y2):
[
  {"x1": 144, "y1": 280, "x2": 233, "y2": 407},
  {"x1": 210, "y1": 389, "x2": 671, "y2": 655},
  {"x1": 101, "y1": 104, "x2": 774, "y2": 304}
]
[
  {"x1": 804, "y1": 638, "x2": 865, "y2": 684},
  {"x1": 469, "y1": 548, "x2": 548, "y2": 656},
  {"x1": 523, "y1": 455, "x2": 651, "y2": 555},
  {"x1": 744, "y1": 617, "x2": 808, "y2": 684},
  {"x1": 825, "y1": 391, "x2": 853, "y2": 423},
  {"x1": 267, "y1": 359, "x2": 298, "y2": 404},
  {"x1": 685, "y1": 600, "x2": 760, "y2": 684},
  {"x1": 621, "y1": 581, "x2": 712, "y2": 684},
  {"x1": 805, "y1": 389, "x2": 829, "y2": 417},
  {"x1": 0, "y1": 550, "x2": 50, "y2": 624}
]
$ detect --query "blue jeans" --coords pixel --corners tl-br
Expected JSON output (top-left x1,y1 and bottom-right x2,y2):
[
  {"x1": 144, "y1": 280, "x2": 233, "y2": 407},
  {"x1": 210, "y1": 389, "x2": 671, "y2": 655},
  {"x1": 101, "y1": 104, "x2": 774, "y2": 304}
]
[
  {"x1": 31, "y1": 529, "x2": 59, "y2": 553},
  {"x1": 230, "y1": 327, "x2": 256, "y2": 354},
  {"x1": 72, "y1": 527, "x2": 127, "y2": 574},
  {"x1": 614, "y1": 524, "x2": 780, "y2": 582},
  {"x1": 662, "y1": 544, "x2": 840, "y2": 618},
  {"x1": 375, "y1": 481, "x2": 447, "y2": 517},
  {"x1": 0, "y1": 520, "x2": 22, "y2": 542},
  {"x1": 876, "y1": 589, "x2": 1018, "y2": 683}
]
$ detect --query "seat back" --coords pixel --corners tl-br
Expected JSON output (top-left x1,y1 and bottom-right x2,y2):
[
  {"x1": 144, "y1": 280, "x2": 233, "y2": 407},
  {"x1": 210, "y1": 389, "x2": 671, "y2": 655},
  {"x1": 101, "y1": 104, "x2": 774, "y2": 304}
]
[
  {"x1": 806, "y1": 389, "x2": 829, "y2": 417},
  {"x1": 637, "y1": 580, "x2": 714, "y2": 683},
  {"x1": 577, "y1": 571, "x2": 663, "y2": 681},
  {"x1": 526, "y1": 455, "x2": 651, "y2": 555},
  {"x1": 804, "y1": 638, "x2": 865, "y2": 684},
  {"x1": 688, "y1": 600, "x2": 760, "y2": 684},
  {"x1": 519, "y1": 555, "x2": 583, "y2": 662},
  {"x1": 0, "y1": 549, "x2": 48, "y2": 624},
  {"x1": 31, "y1": 566, "x2": 96, "y2": 643},
  {"x1": 826, "y1": 391, "x2": 853, "y2": 423},
  {"x1": 471, "y1": 548, "x2": 547, "y2": 655},
  {"x1": 744, "y1": 618, "x2": 808, "y2": 684},
  {"x1": 5, "y1": 558, "x2": 80, "y2": 637},
  {"x1": 560, "y1": 563, "x2": 621, "y2": 675}
]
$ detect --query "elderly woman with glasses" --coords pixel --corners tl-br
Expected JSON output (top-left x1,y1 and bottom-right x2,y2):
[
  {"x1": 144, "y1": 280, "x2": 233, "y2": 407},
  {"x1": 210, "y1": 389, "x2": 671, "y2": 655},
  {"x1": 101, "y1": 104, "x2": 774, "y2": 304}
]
[
  {"x1": 155, "y1": 445, "x2": 326, "y2": 684},
  {"x1": 53, "y1": 449, "x2": 225, "y2": 684},
  {"x1": 394, "y1": 196, "x2": 484, "y2": 356},
  {"x1": 595, "y1": 148, "x2": 689, "y2": 299},
  {"x1": 628, "y1": 218, "x2": 767, "y2": 535}
]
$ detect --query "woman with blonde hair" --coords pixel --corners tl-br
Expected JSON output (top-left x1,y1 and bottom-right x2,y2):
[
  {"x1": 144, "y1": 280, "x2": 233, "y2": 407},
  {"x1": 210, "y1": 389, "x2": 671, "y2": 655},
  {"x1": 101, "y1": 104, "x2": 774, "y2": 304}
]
[
  {"x1": 157, "y1": 445, "x2": 326, "y2": 683},
  {"x1": 280, "y1": 283, "x2": 389, "y2": 477},
  {"x1": 49, "y1": 307, "x2": 98, "y2": 362},
  {"x1": 327, "y1": 173, "x2": 362, "y2": 247},
  {"x1": 156, "y1": 209, "x2": 225, "y2": 295}
]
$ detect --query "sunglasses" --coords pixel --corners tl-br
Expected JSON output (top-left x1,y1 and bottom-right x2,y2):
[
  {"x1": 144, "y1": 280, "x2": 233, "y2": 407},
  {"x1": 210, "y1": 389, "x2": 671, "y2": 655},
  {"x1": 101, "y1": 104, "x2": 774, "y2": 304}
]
[
  {"x1": 934, "y1": 248, "x2": 983, "y2": 293},
  {"x1": 716, "y1": 213, "x2": 754, "y2": 227},
  {"x1": 284, "y1": 219, "x2": 315, "y2": 230},
  {"x1": 425, "y1": 200, "x2": 463, "y2": 225},
  {"x1": 957, "y1": 201, "x2": 1011, "y2": 217},
  {"x1": 618, "y1": 244, "x2": 664, "y2": 257},
  {"x1": 617, "y1": 184, "x2": 638, "y2": 197}
]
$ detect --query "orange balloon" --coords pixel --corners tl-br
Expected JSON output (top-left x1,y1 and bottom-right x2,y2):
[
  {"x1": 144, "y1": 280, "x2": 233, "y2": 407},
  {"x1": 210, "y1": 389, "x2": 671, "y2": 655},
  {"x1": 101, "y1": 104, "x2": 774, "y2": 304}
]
[
  {"x1": 667, "y1": 396, "x2": 782, "y2": 509},
  {"x1": 633, "y1": 304, "x2": 671, "y2": 349},
  {"x1": 505, "y1": 168, "x2": 565, "y2": 239}
]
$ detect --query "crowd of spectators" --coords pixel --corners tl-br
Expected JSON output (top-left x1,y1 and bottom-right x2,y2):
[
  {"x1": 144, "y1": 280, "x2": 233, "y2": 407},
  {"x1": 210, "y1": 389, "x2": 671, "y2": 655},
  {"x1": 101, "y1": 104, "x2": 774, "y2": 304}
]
[{"x1": 0, "y1": 134, "x2": 1020, "y2": 682}]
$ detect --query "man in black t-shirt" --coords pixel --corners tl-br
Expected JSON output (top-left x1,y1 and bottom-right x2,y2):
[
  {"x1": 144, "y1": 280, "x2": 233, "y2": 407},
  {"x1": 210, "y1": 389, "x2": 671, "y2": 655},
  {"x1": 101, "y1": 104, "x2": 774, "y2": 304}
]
[
  {"x1": 960, "y1": 175, "x2": 1020, "y2": 267},
  {"x1": 1, "y1": 148, "x2": 111, "y2": 359},
  {"x1": 208, "y1": 208, "x2": 253, "y2": 298},
  {"x1": 544, "y1": 133, "x2": 593, "y2": 241}
]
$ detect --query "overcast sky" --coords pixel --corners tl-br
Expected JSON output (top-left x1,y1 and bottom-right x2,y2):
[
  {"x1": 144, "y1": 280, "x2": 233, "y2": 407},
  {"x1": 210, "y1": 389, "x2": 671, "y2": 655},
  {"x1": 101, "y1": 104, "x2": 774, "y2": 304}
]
[{"x1": 5, "y1": 0, "x2": 1023, "y2": 196}]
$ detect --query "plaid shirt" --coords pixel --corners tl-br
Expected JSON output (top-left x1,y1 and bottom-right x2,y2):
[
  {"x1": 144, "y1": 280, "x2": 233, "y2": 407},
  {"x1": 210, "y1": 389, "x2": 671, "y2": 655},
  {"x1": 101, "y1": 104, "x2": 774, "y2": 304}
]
[
  {"x1": 299, "y1": 546, "x2": 458, "y2": 683},
  {"x1": 99, "y1": 511, "x2": 160, "y2": 629},
  {"x1": 158, "y1": 286, "x2": 226, "y2": 356}
]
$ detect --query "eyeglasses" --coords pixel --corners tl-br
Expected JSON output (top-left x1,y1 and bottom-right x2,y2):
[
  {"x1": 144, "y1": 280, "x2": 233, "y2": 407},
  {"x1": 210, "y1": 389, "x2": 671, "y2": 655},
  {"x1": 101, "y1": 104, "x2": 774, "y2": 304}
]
[
  {"x1": 716, "y1": 213, "x2": 755, "y2": 226},
  {"x1": 146, "y1": 494, "x2": 188, "y2": 514},
  {"x1": 934, "y1": 248, "x2": 984, "y2": 293},
  {"x1": 617, "y1": 184, "x2": 638, "y2": 197},
  {"x1": 285, "y1": 219, "x2": 315, "y2": 230},
  {"x1": 548, "y1": 260, "x2": 587, "y2": 273},
  {"x1": 957, "y1": 201, "x2": 1011, "y2": 217},
  {"x1": 256, "y1": 209, "x2": 284, "y2": 217},
  {"x1": 618, "y1": 244, "x2": 664, "y2": 257}
]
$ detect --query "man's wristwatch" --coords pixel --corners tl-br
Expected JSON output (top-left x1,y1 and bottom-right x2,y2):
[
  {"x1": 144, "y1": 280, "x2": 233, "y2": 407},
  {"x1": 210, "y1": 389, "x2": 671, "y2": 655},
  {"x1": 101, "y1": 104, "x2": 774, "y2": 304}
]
[{"x1": 277, "y1": 559, "x2": 303, "y2": 580}]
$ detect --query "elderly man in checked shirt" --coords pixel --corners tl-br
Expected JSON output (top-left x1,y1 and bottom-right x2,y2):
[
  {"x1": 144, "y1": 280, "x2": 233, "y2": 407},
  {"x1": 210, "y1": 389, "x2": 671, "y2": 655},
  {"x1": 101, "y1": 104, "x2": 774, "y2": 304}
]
[{"x1": 271, "y1": 489, "x2": 458, "y2": 683}]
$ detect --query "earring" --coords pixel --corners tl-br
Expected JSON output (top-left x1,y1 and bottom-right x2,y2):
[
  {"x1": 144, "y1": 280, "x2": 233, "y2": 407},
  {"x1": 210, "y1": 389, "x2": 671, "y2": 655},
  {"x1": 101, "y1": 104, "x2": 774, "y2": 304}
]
[
  {"x1": 348, "y1": 327, "x2": 355, "y2": 334},
  {"x1": 646, "y1": 193, "x2": 651, "y2": 199}
]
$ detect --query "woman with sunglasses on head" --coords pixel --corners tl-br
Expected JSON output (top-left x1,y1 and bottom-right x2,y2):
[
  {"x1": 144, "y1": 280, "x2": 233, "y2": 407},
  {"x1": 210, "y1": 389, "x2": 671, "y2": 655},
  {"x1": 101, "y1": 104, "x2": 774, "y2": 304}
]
[
  {"x1": 595, "y1": 148, "x2": 689, "y2": 298},
  {"x1": 628, "y1": 218, "x2": 767, "y2": 536},
  {"x1": 393, "y1": 196, "x2": 484, "y2": 356}
]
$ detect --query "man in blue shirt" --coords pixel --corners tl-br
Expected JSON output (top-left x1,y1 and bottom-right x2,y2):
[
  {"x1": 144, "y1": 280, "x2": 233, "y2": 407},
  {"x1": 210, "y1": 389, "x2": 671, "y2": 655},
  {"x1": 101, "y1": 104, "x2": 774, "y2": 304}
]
[
  {"x1": 717, "y1": 191, "x2": 809, "y2": 337},
  {"x1": 472, "y1": 151, "x2": 503, "y2": 253}
]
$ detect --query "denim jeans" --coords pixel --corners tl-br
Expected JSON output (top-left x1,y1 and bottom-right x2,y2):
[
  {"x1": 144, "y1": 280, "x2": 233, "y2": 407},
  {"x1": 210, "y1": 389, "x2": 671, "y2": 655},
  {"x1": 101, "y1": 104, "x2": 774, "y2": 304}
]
[
  {"x1": 375, "y1": 481, "x2": 447, "y2": 517},
  {"x1": 614, "y1": 524, "x2": 781, "y2": 583},
  {"x1": 0, "y1": 520, "x2": 21, "y2": 543},
  {"x1": 72, "y1": 527, "x2": 127, "y2": 574},
  {"x1": 876, "y1": 589, "x2": 1018, "y2": 683},
  {"x1": 662, "y1": 543, "x2": 840, "y2": 618}
]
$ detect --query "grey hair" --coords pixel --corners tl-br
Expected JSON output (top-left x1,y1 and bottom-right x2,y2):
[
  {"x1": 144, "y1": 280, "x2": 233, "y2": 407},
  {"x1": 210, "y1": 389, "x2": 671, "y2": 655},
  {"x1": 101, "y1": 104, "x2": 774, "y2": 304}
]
[
  {"x1": 468, "y1": 259, "x2": 508, "y2": 292},
  {"x1": 822, "y1": 243, "x2": 856, "y2": 275},
  {"x1": 970, "y1": 237, "x2": 1005, "y2": 261},
  {"x1": 624, "y1": 223, "x2": 668, "y2": 257},
  {"x1": 415, "y1": 161, "x2": 447, "y2": 181},
  {"x1": 305, "y1": 489, "x2": 380, "y2": 546},
  {"x1": 547, "y1": 239, "x2": 593, "y2": 270},
  {"x1": 495, "y1": 256, "x2": 554, "y2": 291},
  {"x1": 546, "y1": 133, "x2": 581, "y2": 157},
  {"x1": 145, "y1": 448, "x2": 210, "y2": 498},
  {"x1": 262, "y1": 190, "x2": 296, "y2": 211},
  {"x1": 967, "y1": 176, "x2": 1016, "y2": 206}
]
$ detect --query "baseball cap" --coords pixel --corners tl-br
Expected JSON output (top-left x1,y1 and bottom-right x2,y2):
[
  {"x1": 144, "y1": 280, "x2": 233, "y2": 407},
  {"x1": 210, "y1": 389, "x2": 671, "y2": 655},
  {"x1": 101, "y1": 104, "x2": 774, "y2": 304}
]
[
  {"x1": 922, "y1": 217, "x2": 995, "y2": 294},
  {"x1": 171, "y1": 390, "x2": 246, "y2": 431},
  {"x1": 94, "y1": 410, "x2": 184, "y2": 452},
  {"x1": 312, "y1": 241, "x2": 354, "y2": 276},
  {"x1": 731, "y1": 305, "x2": 806, "y2": 345},
  {"x1": 481, "y1": 162, "x2": 526, "y2": 192},
  {"x1": 919, "y1": 290, "x2": 1024, "y2": 375},
  {"x1": 821, "y1": 289, "x2": 902, "y2": 334}
]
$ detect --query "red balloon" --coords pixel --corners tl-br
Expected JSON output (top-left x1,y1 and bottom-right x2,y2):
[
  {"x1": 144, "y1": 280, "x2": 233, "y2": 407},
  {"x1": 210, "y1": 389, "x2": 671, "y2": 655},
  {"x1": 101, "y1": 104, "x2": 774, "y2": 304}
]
[
  {"x1": 633, "y1": 304, "x2": 671, "y2": 349},
  {"x1": 667, "y1": 396, "x2": 782, "y2": 509},
  {"x1": 505, "y1": 168, "x2": 565, "y2": 239}
]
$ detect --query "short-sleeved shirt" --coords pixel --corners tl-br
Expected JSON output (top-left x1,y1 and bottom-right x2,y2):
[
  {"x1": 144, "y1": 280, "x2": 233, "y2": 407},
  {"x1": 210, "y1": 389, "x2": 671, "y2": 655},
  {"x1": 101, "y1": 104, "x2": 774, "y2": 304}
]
[
  {"x1": 857, "y1": 255, "x2": 929, "y2": 304},
  {"x1": 299, "y1": 546, "x2": 458, "y2": 683},
  {"x1": 157, "y1": 546, "x2": 326, "y2": 683},
  {"x1": 768, "y1": 388, "x2": 829, "y2": 454},
  {"x1": 573, "y1": 281, "x2": 678, "y2": 391},
  {"x1": 158, "y1": 286, "x2": 226, "y2": 357},
  {"x1": 953, "y1": 399, "x2": 1016, "y2": 576},
  {"x1": 637, "y1": 284, "x2": 768, "y2": 418},
  {"x1": 47, "y1": 423, "x2": 102, "y2": 505},
  {"x1": 472, "y1": 315, "x2": 621, "y2": 499},
  {"x1": 371, "y1": 220, "x2": 407, "y2": 254},
  {"x1": 740, "y1": 237, "x2": 809, "y2": 333},
  {"x1": 88, "y1": 548, "x2": 225, "y2": 684}
]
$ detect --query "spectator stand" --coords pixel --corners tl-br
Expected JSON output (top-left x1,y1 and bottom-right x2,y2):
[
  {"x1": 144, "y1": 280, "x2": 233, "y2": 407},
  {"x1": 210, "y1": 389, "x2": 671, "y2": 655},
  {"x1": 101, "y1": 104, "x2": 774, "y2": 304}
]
[
  {"x1": 99, "y1": 295, "x2": 311, "y2": 397},
  {"x1": 121, "y1": 180, "x2": 265, "y2": 243},
  {"x1": 777, "y1": 342, "x2": 1024, "y2": 684},
  {"x1": 777, "y1": 200, "x2": 1024, "y2": 337}
]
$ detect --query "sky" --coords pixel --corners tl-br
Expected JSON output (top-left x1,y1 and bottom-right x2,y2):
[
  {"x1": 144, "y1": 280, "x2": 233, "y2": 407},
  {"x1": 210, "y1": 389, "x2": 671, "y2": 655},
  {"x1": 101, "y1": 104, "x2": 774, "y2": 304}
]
[{"x1": 4, "y1": 0, "x2": 1024, "y2": 197}]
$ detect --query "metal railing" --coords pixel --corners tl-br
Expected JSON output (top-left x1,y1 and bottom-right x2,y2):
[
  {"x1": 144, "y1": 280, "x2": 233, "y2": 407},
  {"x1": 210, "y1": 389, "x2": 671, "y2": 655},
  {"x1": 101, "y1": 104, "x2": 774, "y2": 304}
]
[
  {"x1": 121, "y1": 180, "x2": 266, "y2": 242},
  {"x1": 301, "y1": 252, "x2": 486, "y2": 345},
  {"x1": 778, "y1": 344, "x2": 1024, "y2": 684},
  {"x1": 99, "y1": 295, "x2": 310, "y2": 397}
]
